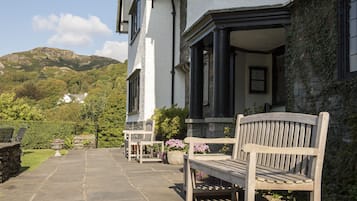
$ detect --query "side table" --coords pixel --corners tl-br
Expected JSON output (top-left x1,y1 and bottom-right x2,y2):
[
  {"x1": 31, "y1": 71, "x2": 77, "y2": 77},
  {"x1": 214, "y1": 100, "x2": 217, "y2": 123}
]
[{"x1": 137, "y1": 141, "x2": 164, "y2": 164}]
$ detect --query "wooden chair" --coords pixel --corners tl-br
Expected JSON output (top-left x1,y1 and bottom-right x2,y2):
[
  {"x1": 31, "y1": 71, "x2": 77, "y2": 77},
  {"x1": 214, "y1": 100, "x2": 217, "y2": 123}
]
[
  {"x1": 123, "y1": 130, "x2": 153, "y2": 161},
  {"x1": 123, "y1": 120, "x2": 157, "y2": 161},
  {"x1": 14, "y1": 127, "x2": 27, "y2": 143},
  {"x1": 184, "y1": 112, "x2": 330, "y2": 201},
  {"x1": 0, "y1": 128, "x2": 14, "y2": 143}
]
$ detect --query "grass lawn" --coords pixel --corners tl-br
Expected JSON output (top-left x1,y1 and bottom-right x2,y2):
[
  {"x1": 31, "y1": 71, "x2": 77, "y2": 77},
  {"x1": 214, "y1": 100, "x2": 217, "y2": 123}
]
[{"x1": 21, "y1": 149, "x2": 68, "y2": 172}]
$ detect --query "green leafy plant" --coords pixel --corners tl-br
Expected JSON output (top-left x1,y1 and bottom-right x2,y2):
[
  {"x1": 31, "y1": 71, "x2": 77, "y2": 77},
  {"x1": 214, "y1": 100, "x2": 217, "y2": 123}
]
[
  {"x1": 64, "y1": 136, "x2": 74, "y2": 149},
  {"x1": 152, "y1": 105, "x2": 188, "y2": 141}
]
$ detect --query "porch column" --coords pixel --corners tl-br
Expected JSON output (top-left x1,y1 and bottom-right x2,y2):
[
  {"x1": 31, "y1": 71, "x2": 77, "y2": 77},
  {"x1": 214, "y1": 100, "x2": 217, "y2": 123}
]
[
  {"x1": 189, "y1": 43, "x2": 204, "y2": 119},
  {"x1": 213, "y1": 28, "x2": 232, "y2": 117}
]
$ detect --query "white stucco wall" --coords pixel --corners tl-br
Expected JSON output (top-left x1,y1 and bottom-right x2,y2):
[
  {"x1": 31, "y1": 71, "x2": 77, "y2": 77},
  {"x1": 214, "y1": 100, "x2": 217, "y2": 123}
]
[
  {"x1": 186, "y1": 0, "x2": 292, "y2": 29},
  {"x1": 173, "y1": 0, "x2": 185, "y2": 108},
  {"x1": 234, "y1": 51, "x2": 273, "y2": 114},
  {"x1": 147, "y1": 0, "x2": 172, "y2": 113},
  {"x1": 126, "y1": 0, "x2": 146, "y2": 123},
  {"x1": 126, "y1": 0, "x2": 183, "y2": 122},
  {"x1": 244, "y1": 53, "x2": 272, "y2": 110}
]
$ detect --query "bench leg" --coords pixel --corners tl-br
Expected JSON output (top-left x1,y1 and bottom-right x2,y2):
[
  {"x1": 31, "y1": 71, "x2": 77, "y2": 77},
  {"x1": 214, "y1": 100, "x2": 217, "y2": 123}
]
[
  {"x1": 128, "y1": 144, "x2": 132, "y2": 161},
  {"x1": 244, "y1": 187, "x2": 255, "y2": 201},
  {"x1": 185, "y1": 163, "x2": 193, "y2": 201},
  {"x1": 310, "y1": 187, "x2": 321, "y2": 201},
  {"x1": 139, "y1": 142, "x2": 143, "y2": 164}
]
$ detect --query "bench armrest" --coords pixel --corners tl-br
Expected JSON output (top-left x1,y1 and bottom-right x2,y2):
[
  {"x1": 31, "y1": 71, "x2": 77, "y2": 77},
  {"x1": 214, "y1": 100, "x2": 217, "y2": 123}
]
[
  {"x1": 242, "y1": 144, "x2": 319, "y2": 156},
  {"x1": 184, "y1": 137, "x2": 236, "y2": 144}
]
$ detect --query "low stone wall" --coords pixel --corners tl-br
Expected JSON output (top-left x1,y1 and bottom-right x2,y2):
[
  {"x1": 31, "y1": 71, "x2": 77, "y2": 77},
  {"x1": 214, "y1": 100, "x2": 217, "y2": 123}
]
[
  {"x1": 0, "y1": 143, "x2": 21, "y2": 183},
  {"x1": 73, "y1": 134, "x2": 96, "y2": 149}
]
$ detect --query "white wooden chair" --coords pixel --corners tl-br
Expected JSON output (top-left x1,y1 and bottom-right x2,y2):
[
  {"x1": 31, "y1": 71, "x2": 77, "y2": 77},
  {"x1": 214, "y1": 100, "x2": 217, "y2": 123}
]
[
  {"x1": 123, "y1": 130, "x2": 153, "y2": 161},
  {"x1": 123, "y1": 120, "x2": 163, "y2": 162},
  {"x1": 184, "y1": 112, "x2": 330, "y2": 201}
]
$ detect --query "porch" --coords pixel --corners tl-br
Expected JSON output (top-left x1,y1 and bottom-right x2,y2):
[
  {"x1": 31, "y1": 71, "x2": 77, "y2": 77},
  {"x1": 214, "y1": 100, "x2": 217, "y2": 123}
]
[{"x1": 184, "y1": 5, "x2": 291, "y2": 137}]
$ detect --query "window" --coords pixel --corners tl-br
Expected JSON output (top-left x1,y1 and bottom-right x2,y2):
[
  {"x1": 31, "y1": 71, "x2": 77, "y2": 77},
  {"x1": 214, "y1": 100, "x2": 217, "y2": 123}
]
[
  {"x1": 130, "y1": 0, "x2": 141, "y2": 41},
  {"x1": 249, "y1": 67, "x2": 267, "y2": 93},
  {"x1": 338, "y1": 0, "x2": 357, "y2": 78},
  {"x1": 128, "y1": 70, "x2": 140, "y2": 113}
]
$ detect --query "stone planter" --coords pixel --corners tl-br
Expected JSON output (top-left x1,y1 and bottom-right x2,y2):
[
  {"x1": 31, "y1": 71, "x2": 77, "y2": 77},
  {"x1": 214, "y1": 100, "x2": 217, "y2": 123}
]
[{"x1": 167, "y1": 150, "x2": 184, "y2": 165}]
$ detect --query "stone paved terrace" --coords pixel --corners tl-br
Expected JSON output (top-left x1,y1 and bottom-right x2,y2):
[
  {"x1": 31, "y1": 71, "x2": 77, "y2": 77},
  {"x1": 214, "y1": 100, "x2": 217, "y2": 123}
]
[{"x1": 0, "y1": 148, "x2": 185, "y2": 201}]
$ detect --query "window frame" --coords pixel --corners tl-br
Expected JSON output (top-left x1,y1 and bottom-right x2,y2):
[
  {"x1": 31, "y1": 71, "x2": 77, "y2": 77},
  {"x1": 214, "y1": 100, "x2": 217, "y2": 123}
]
[
  {"x1": 249, "y1": 66, "x2": 267, "y2": 94},
  {"x1": 128, "y1": 70, "x2": 140, "y2": 114},
  {"x1": 338, "y1": 0, "x2": 357, "y2": 79},
  {"x1": 129, "y1": 0, "x2": 141, "y2": 43}
]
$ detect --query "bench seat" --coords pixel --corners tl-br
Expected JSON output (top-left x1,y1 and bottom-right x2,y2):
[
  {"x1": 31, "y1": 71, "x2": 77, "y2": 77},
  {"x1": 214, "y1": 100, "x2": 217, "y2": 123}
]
[{"x1": 190, "y1": 159, "x2": 313, "y2": 190}]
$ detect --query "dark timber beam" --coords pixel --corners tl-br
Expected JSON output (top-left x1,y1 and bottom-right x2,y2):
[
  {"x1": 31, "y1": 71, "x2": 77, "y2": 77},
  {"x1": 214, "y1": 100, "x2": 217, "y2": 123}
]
[
  {"x1": 189, "y1": 43, "x2": 204, "y2": 119},
  {"x1": 213, "y1": 28, "x2": 231, "y2": 117}
]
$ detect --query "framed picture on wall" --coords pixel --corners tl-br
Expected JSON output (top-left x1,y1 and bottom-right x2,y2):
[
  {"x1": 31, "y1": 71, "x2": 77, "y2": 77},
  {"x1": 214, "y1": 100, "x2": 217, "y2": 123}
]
[{"x1": 249, "y1": 66, "x2": 267, "y2": 93}]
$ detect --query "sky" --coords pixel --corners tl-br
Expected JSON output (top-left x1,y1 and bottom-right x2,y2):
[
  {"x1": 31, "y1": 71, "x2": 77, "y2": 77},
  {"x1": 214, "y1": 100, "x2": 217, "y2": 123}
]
[{"x1": 0, "y1": 0, "x2": 128, "y2": 62}]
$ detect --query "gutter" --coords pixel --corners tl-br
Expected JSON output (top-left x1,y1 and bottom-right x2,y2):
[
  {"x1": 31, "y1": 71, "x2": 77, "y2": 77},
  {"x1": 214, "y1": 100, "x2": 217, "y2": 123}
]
[{"x1": 171, "y1": 0, "x2": 176, "y2": 106}]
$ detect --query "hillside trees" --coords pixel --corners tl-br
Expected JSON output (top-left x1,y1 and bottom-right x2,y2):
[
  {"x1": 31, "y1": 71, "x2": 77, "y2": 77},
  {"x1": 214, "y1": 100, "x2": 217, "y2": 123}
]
[
  {"x1": 80, "y1": 64, "x2": 127, "y2": 147},
  {"x1": 1, "y1": 59, "x2": 126, "y2": 147},
  {"x1": 0, "y1": 92, "x2": 44, "y2": 121}
]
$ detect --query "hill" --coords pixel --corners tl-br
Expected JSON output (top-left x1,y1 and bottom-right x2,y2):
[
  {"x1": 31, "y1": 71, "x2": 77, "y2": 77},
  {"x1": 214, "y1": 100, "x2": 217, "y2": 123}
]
[
  {"x1": 0, "y1": 47, "x2": 120, "y2": 73},
  {"x1": 0, "y1": 47, "x2": 125, "y2": 101}
]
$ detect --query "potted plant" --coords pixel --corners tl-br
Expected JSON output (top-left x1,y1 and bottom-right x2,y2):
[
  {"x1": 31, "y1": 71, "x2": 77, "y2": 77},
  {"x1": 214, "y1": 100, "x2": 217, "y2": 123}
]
[
  {"x1": 193, "y1": 143, "x2": 210, "y2": 154},
  {"x1": 165, "y1": 139, "x2": 186, "y2": 165}
]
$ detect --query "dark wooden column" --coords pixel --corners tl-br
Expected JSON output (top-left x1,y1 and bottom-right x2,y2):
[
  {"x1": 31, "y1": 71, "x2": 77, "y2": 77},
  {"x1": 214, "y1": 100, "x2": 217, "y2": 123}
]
[
  {"x1": 189, "y1": 43, "x2": 204, "y2": 119},
  {"x1": 213, "y1": 28, "x2": 232, "y2": 117}
]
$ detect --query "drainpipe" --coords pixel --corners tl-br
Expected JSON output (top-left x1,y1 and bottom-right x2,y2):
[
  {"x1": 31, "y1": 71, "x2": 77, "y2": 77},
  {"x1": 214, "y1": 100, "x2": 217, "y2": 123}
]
[{"x1": 170, "y1": 0, "x2": 176, "y2": 106}]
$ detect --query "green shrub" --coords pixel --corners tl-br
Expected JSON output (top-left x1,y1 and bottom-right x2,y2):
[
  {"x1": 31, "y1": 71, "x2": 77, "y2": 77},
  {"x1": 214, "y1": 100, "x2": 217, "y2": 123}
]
[
  {"x1": 63, "y1": 135, "x2": 74, "y2": 149},
  {"x1": 0, "y1": 120, "x2": 96, "y2": 149},
  {"x1": 152, "y1": 105, "x2": 188, "y2": 141}
]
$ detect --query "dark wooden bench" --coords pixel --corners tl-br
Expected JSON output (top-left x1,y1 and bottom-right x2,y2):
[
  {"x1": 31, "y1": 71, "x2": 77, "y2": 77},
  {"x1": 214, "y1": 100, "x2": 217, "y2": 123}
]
[
  {"x1": 184, "y1": 112, "x2": 329, "y2": 201},
  {"x1": 0, "y1": 128, "x2": 14, "y2": 143}
]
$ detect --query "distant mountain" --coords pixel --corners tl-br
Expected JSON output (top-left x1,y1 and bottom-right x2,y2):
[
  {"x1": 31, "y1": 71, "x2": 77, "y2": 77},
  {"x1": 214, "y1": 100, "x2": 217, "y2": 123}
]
[{"x1": 0, "y1": 47, "x2": 120, "y2": 73}]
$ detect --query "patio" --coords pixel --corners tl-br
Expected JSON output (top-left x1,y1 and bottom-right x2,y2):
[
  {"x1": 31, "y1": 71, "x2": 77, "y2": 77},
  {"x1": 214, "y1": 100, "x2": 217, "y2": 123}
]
[{"x1": 0, "y1": 148, "x2": 184, "y2": 201}]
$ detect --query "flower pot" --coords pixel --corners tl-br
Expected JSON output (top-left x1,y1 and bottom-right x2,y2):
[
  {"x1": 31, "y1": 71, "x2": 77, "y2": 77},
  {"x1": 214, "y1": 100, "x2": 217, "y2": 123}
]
[{"x1": 167, "y1": 150, "x2": 184, "y2": 165}]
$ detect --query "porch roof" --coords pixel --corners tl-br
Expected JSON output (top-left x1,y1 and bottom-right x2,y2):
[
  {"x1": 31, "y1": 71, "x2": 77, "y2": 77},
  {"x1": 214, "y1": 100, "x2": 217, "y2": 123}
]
[{"x1": 183, "y1": 2, "x2": 292, "y2": 45}]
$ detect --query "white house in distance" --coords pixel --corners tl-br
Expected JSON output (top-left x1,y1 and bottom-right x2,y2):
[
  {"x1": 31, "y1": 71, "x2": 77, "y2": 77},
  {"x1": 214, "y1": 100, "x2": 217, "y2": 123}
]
[{"x1": 117, "y1": 0, "x2": 186, "y2": 130}]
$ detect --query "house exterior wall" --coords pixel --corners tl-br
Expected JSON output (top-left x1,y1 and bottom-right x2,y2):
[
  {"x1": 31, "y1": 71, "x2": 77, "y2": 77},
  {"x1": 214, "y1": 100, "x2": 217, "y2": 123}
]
[
  {"x1": 186, "y1": 0, "x2": 292, "y2": 29},
  {"x1": 126, "y1": 0, "x2": 184, "y2": 125},
  {"x1": 286, "y1": 0, "x2": 357, "y2": 200}
]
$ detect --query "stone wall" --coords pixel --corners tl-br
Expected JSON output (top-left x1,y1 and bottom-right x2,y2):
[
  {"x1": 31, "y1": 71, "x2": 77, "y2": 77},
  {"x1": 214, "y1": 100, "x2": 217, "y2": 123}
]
[
  {"x1": 0, "y1": 143, "x2": 21, "y2": 183},
  {"x1": 286, "y1": 0, "x2": 357, "y2": 200}
]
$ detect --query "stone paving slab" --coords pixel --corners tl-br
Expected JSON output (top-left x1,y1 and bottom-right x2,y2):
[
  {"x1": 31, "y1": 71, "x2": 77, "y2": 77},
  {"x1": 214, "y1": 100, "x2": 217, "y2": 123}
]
[{"x1": 0, "y1": 148, "x2": 184, "y2": 201}]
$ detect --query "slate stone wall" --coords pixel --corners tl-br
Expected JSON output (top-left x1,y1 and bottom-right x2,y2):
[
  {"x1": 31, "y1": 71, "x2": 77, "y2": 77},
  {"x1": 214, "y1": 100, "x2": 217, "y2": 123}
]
[
  {"x1": 286, "y1": 1, "x2": 357, "y2": 199},
  {"x1": 0, "y1": 143, "x2": 21, "y2": 183}
]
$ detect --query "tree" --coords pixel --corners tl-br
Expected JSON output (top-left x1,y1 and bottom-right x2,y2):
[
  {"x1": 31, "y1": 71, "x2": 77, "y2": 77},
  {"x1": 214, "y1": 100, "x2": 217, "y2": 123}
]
[
  {"x1": 16, "y1": 82, "x2": 43, "y2": 100},
  {"x1": 97, "y1": 90, "x2": 126, "y2": 147},
  {"x1": 0, "y1": 93, "x2": 44, "y2": 120}
]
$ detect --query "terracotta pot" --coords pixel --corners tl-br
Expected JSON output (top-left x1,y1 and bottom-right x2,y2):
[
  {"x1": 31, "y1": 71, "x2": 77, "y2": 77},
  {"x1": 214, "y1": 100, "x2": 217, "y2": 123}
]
[{"x1": 167, "y1": 150, "x2": 184, "y2": 165}]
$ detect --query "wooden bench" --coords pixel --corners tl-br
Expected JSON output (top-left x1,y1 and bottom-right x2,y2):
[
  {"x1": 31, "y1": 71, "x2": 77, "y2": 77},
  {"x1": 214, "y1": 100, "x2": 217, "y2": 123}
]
[
  {"x1": 0, "y1": 128, "x2": 14, "y2": 143},
  {"x1": 184, "y1": 112, "x2": 329, "y2": 201}
]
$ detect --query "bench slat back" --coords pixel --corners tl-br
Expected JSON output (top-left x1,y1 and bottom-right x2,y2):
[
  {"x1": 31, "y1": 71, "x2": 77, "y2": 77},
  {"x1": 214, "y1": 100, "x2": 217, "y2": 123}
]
[
  {"x1": 234, "y1": 112, "x2": 326, "y2": 177},
  {"x1": 123, "y1": 130, "x2": 153, "y2": 142}
]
